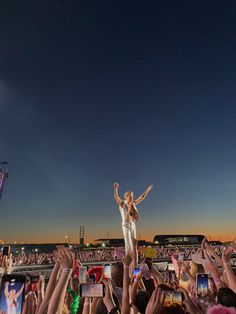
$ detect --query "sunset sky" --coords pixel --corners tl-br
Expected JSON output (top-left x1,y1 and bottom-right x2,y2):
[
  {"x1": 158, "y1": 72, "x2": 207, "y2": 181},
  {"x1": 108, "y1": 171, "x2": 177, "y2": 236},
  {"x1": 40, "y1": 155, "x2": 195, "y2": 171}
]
[{"x1": 0, "y1": 0, "x2": 236, "y2": 244}]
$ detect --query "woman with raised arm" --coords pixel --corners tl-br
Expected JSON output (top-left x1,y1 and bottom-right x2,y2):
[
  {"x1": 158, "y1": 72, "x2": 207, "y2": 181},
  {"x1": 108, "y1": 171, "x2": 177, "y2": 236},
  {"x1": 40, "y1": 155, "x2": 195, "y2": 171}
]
[
  {"x1": 47, "y1": 246, "x2": 74, "y2": 314},
  {"x1": 113, "y1": 182, "x2": 153, "y2": 255},
  {"x1": 4, "y1": 281, "x2": 24, "y2": 314}
]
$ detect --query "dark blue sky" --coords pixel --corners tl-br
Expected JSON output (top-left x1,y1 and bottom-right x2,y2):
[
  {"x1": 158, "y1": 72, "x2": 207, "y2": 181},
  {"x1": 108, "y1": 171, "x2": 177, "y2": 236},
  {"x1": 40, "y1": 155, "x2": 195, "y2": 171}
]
[{"x1": 0, "y1": 0, "x2": 236, "y2": 243}]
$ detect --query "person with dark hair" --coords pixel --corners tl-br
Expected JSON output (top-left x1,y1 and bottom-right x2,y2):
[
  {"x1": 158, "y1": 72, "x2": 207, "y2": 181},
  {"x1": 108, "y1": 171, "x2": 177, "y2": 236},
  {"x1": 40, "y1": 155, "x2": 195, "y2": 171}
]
[
  {"x1": 217, "y1": 287, "x2": 236, "y2": 309},
  {"x1": 133, "y1": 290, "x2": 150, "y2": 314}
]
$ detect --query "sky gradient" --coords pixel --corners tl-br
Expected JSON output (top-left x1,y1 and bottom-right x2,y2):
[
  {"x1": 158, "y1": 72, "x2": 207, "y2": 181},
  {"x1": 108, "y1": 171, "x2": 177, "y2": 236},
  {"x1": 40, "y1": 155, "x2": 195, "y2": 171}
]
[{"x1": 0, "y1": 0, "x2": 236, "y2": 243}]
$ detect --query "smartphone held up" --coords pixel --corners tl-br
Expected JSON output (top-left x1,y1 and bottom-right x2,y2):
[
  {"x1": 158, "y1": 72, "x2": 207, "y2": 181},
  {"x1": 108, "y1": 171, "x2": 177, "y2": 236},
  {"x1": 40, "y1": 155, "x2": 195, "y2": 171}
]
[
  {"x1": 196, "y1": 273, "x2": 209, "y2": 295},
  {"x1": 79, "y1": 283, "x2": 105, "y2": 298},
  {"x1": 103, "y1": 264, "x2": 111, "y2": 279},
  {"x1": 0, "y1": 274, "x2": 26, "y2": 314}
]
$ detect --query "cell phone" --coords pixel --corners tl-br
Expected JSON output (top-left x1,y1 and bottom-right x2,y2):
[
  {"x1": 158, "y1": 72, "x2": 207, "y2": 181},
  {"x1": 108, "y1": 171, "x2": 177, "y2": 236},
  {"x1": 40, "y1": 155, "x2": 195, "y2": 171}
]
[
  {"x1": 79, "y1": 266, "x2": 87, "y2": 283},
  {"x1": 133, "y1": 267, "x2": 141, "y2": 276},
  {"x1": 196, "y1": 273, "x2": 209, "y2": 295},
  {"x1": 79, "y1": 283, "x2": 105, "y2": 298},
  {"x1": 89, "y1": 274, "x2": 96, "y2": 283},
  {"x1": 103, "y1": 264, "x2": 111, "y2": 279},
  {"x1": 30, "y1": 275, "x2": 40, "y2": 292},
  {"x1": 163, "y1": 291, "x2": 183, "y2": 307},
  {"x1": 3, "y1": 246, "x2": 10, "y2": 257},
  {"x1": 0, "y1": 274, "x2": 26, "y2": 314}
]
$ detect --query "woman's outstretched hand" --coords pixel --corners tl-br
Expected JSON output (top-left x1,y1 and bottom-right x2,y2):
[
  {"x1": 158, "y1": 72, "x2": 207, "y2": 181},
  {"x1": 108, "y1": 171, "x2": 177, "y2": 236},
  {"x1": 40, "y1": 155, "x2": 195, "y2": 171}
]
[
  {"x1": 146, "y1": 185, "x2": 153, "y2": 193},
  {"x1": 114, "y1": 182, "x2": 119, "y2": 189},
  {"x1": 122, "y1": 254, "x2": 132, "y2": 267},
  {"x1": 56, "y1": 246, "x2": 74, "y2": 270},
  {"x1": 222, "y1": 246, "x2": 233, "y2": 265},
  {"x1": 2, "y1": 254, "x2": 13, "y2": 274}
]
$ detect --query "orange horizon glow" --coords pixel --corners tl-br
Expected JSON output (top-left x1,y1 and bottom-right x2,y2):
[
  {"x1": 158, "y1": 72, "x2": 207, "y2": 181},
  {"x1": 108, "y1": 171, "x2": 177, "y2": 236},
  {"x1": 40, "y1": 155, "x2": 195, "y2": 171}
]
[{"x1": 2, "y1": 231, "x2": 236, "y2": 245}]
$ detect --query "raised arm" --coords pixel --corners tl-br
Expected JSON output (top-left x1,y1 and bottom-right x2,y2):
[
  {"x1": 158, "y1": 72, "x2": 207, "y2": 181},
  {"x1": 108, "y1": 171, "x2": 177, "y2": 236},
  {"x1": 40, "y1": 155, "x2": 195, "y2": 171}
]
[
  {"x1": 4, "y1": 282, "x2": 10, "y2": 298},
  {"x1": 134, "y1": 185, "x2": 153, "y2": 206},
  {"x1": 113, "y1": 182, "x2": 122, "y2": 206},
  {"x1": 47, "y1": 246, "x2": 74, "y2": 314},
  {"x1": 37, "y1": 251, "x2": 61, "y2": 314},
  {"x1": 15, "y1": 283, "x2": 25, "y2": 299},
  {"x1": 222, "y1": 246, "x2": 236, "y2": 293},
  {"x1": 121, "y1": 254, "x2": 132, "y2": 314}
]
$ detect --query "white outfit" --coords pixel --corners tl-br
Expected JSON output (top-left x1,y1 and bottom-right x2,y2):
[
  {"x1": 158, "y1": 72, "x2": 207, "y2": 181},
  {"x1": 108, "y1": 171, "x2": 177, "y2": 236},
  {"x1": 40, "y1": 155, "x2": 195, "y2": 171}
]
[
  {"x1": 119, "y1": 201, "x2": 136, "y2": 255},
  {"x1": 6, "y1": 298, "x2": 17, "y2": 314}
]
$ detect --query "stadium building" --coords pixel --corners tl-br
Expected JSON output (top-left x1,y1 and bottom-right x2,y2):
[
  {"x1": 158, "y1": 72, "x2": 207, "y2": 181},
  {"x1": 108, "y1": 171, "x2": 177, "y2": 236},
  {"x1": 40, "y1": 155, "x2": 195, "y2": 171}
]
[{"x1": 153, "y1": 234, "x2": 205, "y2": 245}]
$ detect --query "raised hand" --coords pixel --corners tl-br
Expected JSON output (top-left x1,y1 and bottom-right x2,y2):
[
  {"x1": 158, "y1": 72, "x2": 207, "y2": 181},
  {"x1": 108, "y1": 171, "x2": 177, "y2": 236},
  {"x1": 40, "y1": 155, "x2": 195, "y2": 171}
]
[
  {"x1": 2, "y1": 254, "x2": 13, "y2": 274},
  {"x1": 222, "y1": 246, "x2": 233, "y2": 265},
  {"x1": 56, "y1": 246, "x2": 74, "y2": 270},
  {"x1": 38, "y1": 275, "x2": 45, "y2": 292},
  {"x1": 146, "y1": 185, "x2": 153, "y2": 193},
  {"x1": 203, "y1": 250, "x2": 222, "y2": 281},
  {"x1": 122, "y1": 254, "x2": 132, "y2": 267},
  {"x1": 179, "y1": 287, "x2": 202, "y2": 314},
  {"x1": 113, "y1": 182, "x2": 119, "y2": 189}
]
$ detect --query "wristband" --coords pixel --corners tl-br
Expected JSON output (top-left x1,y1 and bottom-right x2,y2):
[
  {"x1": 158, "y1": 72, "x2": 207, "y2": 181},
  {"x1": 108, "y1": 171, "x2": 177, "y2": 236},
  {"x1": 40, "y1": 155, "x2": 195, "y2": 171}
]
[{"x1": 62, "y1": 268, "x2": 72, "y2": 273}]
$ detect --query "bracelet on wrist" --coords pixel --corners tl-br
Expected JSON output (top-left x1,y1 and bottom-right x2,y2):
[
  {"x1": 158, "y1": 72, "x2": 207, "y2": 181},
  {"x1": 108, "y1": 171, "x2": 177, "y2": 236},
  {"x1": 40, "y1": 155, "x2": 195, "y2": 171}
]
[{"x1": 62, "y1": 268, "x2": 72, "y2": 273}]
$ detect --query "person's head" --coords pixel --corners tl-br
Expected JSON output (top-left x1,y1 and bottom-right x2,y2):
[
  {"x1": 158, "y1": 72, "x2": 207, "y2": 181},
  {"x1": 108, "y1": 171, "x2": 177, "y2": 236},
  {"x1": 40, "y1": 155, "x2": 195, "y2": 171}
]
[
  {"x1": 95, "y1": 299, "x2": 108, "y2": 314},
  {"x1": 142, "y1": 277, "x2": 155, "y2": 296},
  {"x1": 124, "y1": 191, "x2": 134, "y2": 203},
  {"x1": 134, "y1": 290, "x2": 150, "y2": 314},
  {"x1": 217, "y1": 288, "x2": 236, "y2": 309},
  {"x1": 95, "y1": 294, "x2": 119, "y2": 314},
  {"x1": 189, "y1": 261, "x2": 205, "y2": 278},
  {"x1": 111, "y1": 262, "x2": 123, "y2": 287}
]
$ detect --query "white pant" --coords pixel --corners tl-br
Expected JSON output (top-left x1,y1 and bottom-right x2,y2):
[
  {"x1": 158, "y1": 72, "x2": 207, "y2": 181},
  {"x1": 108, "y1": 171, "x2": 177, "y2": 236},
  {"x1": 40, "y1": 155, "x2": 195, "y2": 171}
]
[{"x1": 122, "y1": 222, "x2": 136, "y2": 255}]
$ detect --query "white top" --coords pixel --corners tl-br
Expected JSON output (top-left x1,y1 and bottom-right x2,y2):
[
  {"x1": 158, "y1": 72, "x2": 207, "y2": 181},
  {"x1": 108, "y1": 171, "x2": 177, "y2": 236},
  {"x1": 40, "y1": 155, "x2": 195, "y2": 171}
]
[{"x1": 119, "y1": 201, "x2": 130, "y2": 228}]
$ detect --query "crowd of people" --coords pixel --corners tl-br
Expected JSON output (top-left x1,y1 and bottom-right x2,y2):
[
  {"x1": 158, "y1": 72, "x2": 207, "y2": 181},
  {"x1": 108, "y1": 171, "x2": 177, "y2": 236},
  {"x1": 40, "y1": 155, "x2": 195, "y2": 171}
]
[
  {"x1": 0, "y1": 238, "x2": 236, "y2": 313},
  {"x1": 0, "y1": 183, "x2": 236, "y2": 313},
  {"x1": 0, "y1": 245, "x2": 230, "y2": 267}
]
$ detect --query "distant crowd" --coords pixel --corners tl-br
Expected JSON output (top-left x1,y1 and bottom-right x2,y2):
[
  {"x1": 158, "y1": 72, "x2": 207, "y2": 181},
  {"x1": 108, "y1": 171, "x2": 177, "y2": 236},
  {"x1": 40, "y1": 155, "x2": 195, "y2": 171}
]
[{"x1": 0, "y1": 244, "x2": 230, "y2": 267}]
